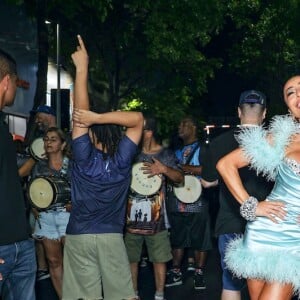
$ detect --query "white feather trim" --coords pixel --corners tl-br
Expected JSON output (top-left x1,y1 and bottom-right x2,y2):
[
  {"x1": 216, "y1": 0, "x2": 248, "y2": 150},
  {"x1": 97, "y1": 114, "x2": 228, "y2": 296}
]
[
  {"x1": 236, "y1": 115, "x2": 299, "y2": 181},
  {"x1": 225, "y1": 238, "x2": 300, "y2": 294}
]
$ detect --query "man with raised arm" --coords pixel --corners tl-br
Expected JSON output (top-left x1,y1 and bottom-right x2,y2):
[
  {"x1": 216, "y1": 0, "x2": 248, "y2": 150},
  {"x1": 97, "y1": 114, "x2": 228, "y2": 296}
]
[{"x1": 62, "y1": 35, "x2": 143, "y2": 300}]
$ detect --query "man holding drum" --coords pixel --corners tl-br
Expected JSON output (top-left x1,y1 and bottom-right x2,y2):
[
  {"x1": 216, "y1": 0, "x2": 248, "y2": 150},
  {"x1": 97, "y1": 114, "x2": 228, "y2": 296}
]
[
  {"x1": 34, "y1": 105, "x2": 56, "y2": 135},
  {"x1": 62, "y1": 35, "x2": 144, "y2": 300},
  {"x1": 0, "y1": 49, "x2": 36, "y2": 299},
  {"x1": 124, "y1": 115, "x2": 183, "y2": 300},
  {"x1": 166, "y1": 116, "x2": 212, "y2": 290},
  {"x1": 20, "y1": 105, "x2": 57, "y2": 175},
  {"x1": 18, "y1": 105, "x2": 57, "y2": 178}
]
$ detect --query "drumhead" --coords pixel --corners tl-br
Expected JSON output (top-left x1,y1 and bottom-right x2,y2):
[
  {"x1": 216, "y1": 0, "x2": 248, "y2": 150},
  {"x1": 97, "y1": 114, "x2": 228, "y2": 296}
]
[
  {"x1": 29, "y1": 177, "x2": 53, "y2": 209},
  {"x1": 30, "y1": 137, "x2": 45, "y2": 160},
  {"x1": 131, "y1": 162, "x2": 162, "y2": 196},
  {"x1": 174, "y1": 175, "x2": 202, "y2": 203}
]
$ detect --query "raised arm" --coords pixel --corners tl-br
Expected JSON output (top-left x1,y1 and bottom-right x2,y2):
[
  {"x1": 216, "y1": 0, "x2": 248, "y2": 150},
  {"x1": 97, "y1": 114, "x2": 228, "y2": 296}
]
[
  {"x1": 71, "y1": 35, "x2": 89, "y2": 139},
  {"x1": 73, "y1": 109, "x2": 143, "y2": 145},
  {"x1": 71, "y1": 35, "x2": 143, "y2": 144}
]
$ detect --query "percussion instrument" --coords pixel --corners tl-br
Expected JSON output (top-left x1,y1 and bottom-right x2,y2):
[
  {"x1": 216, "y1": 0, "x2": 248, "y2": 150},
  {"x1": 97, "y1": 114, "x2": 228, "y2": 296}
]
[
  {"x1": 173, "y1": 175, "x2": 202, "y2": 203},
  {"x1": 130, "y1": 162, "x2": 162, "y2": 196},
  {"x1": 30, "y1": 137, "x2": 45, "y2": 160},
  {"x1": 29, "y1": 176, "x2": 70, "y2": 209}
]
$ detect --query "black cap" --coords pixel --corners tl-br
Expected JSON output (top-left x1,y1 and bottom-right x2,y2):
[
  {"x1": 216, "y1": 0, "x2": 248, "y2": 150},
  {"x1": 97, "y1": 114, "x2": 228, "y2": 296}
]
[{"x1": 239, "y1": 90, "x2": 266, "y2": 107}]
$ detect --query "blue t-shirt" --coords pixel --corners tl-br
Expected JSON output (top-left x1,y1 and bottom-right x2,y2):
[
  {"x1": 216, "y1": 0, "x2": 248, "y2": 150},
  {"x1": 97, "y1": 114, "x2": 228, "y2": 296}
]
[
  {"x1": 67, "y1": 133, "x2": 137, "y2": 234},
  {"x1": 174, "y1": 141, "x2": 204, "y2": 212}
]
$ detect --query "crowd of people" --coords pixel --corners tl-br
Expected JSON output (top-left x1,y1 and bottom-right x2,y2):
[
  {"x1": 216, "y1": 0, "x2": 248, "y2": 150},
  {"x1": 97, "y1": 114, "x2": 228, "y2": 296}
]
[{"x1": 0, "y1": 35, "x2": 299, "y2": 300}]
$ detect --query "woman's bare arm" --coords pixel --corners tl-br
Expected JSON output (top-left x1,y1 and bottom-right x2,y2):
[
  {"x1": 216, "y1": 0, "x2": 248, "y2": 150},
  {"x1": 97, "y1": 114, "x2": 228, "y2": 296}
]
[{"x1": 216, "y1": 148, "x2": 249, "y2": 204}]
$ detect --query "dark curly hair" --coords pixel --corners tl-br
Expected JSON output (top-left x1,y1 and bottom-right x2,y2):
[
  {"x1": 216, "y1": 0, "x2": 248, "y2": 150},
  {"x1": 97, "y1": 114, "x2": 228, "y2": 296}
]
[{"x1": 89, "y1": 105, "x2": 123, "y2": 158}]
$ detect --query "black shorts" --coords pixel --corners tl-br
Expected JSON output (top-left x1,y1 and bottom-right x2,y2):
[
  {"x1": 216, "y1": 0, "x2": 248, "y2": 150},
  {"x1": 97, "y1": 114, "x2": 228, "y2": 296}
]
[{"x1": 168, "y1": 209, "x2": 212, "y2": 250}]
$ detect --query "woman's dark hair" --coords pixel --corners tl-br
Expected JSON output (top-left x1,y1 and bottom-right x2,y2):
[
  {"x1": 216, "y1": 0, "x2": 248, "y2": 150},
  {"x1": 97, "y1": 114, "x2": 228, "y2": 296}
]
[{"x1": 143, "y1": 116, "x2": 162, "y2": 143}]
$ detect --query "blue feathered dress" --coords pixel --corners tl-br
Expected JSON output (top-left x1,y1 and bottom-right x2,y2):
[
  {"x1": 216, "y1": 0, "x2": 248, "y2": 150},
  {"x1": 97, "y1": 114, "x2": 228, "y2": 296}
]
[{"x1": 225, "y1": 115, "x2": 300, "y2": 293}]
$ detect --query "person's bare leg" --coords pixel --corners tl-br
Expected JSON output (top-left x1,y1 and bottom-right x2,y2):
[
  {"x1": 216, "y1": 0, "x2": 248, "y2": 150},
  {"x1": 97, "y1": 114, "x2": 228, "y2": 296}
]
[
  {"x1": 129, "y1": 262, "x2": 139, "y2": 294},
  {"x1": 36, "y1": 240, "x2": 48, "y2": 270},
  {"x1": 259, "y1": 282, "x2": 293, "y2": 300},
  {"x1": 221, "y1": 289, "x2": 241, "y2": 300},
  {"x1": 247, "y1": 279, "x2": 265, "y2": 300},
  {"x1": 153, "y1": 262, "x2": 167, "y2": 293},
  {"x1": 194, "y1": 250, "x2": 206, "y2": 268},
  {"x1": 42, "y1": 238, "x2": 64, "y2": 299},
  {"x1": 171, "y1": 248, "x2": 184, "y2": 268}
]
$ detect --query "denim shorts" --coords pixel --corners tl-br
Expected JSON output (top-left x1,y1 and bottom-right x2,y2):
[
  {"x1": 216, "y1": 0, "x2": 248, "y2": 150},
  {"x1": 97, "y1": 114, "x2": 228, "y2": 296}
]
[
  {"x1": 32, "y1": 209, "x2": 70, "y2": 240},
  {"x1": 218, "y1": 233, "x2": 246, "y2": 291}
]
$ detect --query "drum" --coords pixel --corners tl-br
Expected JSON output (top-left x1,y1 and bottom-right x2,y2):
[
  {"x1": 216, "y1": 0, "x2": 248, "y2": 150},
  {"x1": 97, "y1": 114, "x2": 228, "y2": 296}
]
[
  {"x1": 29, "y1": 176, "x2": 71, "y2": 209},
  {"x1": 30, "y1": 137, "x2": 45, "y2": 160},
  {"x1": 173, "y1": 175, "x2": 202, "y2": 203},
  {"x1": 131, "y1": 162, "x2": 162, "y2": 196}
]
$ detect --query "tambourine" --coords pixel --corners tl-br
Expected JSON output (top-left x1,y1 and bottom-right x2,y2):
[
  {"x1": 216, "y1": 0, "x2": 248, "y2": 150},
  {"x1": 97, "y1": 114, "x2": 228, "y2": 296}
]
[
  {"x1": 30, "y1": 137, "x2": 45, "y2": 160},
  {"x1": 130, "y1": 162, "x2": 162, "y2": 196},
  {"x1": 173, "y1": 175, "x2": 202, "y2": 203}
]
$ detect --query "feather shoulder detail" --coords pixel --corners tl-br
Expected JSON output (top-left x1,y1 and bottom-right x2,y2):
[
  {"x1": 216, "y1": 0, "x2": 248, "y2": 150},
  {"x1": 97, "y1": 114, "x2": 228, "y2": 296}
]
[{"x1": 235, "y1": 115, "x2": 299, "y2": 180}]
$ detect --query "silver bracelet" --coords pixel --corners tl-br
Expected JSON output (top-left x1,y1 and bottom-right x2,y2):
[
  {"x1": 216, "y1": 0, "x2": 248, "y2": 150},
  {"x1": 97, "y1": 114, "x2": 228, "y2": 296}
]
[{"x1": 240, "y1": 196, "x2": 258, "y2": 221}]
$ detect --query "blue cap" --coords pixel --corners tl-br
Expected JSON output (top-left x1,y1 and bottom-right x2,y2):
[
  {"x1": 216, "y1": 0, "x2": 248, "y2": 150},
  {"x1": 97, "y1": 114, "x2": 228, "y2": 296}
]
[
  {"x1": 239, "y1": 90, "x2": 266, "y2": 107},
  {"x1": 34, "y1": 105, "x2": 56, "y2": 116}
]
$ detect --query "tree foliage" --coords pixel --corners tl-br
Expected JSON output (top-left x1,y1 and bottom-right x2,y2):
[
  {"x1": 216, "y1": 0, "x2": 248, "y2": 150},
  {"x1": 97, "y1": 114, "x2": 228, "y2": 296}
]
[
  {"x1": 32, "y1": 0, "x2": 226, "y2": 135},
  {"x1": 226, "y1": 0, "x2": 300, "y2": 115},
  {"x1": 7, "y1": 0, "x2": 300, "y2": 137}
]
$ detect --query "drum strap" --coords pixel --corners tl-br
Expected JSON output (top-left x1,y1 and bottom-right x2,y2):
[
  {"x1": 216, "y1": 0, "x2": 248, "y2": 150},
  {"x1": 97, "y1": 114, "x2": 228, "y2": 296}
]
[
  {"x1": 168, "y1": 142, "x2": 199, "y2": 189},
  {"x1": 183, "y1": 142, "x2": 199, "y2": 166}
]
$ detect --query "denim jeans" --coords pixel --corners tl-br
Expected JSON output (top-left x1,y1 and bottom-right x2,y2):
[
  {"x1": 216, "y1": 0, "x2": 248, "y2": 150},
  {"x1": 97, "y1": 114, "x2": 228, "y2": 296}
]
[
  {"x1": 0, "y1": 239, "x2": 36, "y2": 300},
  {"x1": 218, "y1": 233, "x2": 245, "y2": 291}
]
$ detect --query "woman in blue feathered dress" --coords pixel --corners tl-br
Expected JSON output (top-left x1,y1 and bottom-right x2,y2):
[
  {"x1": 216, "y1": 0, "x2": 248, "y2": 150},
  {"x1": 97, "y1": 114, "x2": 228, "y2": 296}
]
[{"x1": 216, "y1": 75, "x2": 300, "y2": 300}]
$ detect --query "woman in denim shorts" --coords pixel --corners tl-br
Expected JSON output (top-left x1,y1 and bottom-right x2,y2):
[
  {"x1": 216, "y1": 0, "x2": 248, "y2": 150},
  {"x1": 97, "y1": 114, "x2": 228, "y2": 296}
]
[{"x1": 30, "y1": 127, "x2": 71, "y2": 299}]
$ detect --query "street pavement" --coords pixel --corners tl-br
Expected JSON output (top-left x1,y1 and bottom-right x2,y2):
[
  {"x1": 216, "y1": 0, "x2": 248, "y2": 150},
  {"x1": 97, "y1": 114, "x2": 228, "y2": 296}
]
[{"x1": 138, "y1": 245, "x2": 224, "y2": 300}]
